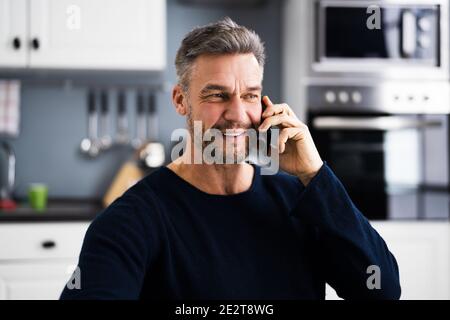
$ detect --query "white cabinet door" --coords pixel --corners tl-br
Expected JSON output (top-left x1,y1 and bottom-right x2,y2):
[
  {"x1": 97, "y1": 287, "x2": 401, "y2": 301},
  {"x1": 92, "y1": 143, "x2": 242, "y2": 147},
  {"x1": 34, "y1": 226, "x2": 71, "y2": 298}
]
[
  {"x1": 372, "y1": 222, "x2": 450, "y2": 300},
  {"x1": 326, "y1": 222, "x2": 450, "y2": 300},
  {"x1": 0, "y1": 261, "x2": 78, "y2": 300},
  {"x1": 29, "y1": 0, "x2": 166, "y2": 70},
  {"x1": 0, "y1": 0, "x2": 27, "y2": 67},
  {"x1": 0, "y1": 277, "x2": 6, "y2": 299}
]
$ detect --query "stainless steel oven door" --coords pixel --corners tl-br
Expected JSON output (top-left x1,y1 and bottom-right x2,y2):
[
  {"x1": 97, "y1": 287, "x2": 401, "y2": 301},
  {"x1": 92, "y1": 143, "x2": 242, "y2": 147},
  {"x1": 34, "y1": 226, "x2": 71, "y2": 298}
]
[
  {"x1": 309, "y1": 113, "x2": 450, "y2": 220},
  {"x1": 308, "y1": 0, "x2": 449, "y2": 81}
]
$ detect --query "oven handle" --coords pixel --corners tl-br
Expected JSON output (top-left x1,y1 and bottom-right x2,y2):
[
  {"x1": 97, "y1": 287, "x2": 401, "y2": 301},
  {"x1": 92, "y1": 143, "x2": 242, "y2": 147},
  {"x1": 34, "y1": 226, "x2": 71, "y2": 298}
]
[{"x1": 312, "y1": 116, "x2": 442, "y2": 131}]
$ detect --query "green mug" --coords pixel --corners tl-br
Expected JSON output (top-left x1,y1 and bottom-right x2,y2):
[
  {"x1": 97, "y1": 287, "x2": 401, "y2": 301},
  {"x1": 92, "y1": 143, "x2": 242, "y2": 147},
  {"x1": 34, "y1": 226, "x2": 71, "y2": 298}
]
[{"x1": 28, "y1": 183, "x2": 48, "y2": 212}]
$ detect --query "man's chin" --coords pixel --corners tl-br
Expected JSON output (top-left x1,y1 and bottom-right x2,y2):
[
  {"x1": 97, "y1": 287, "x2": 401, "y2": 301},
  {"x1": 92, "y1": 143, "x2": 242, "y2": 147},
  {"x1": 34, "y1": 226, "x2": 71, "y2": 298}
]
[
  {"x1": 225, "y1": 146, "x2": 249, "y2": 163},
  {"x1": 202, "y1": 145, "x2": 249, "y2": 164}
]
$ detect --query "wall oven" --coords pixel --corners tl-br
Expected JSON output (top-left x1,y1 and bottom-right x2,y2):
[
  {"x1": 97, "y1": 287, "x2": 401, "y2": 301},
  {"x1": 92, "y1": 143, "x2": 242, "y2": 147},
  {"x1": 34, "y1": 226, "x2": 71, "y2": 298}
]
[
  {"x1": 304, "y1": 0, "x2": 450, "y2": 220},
  {"x1": 308, "y1": 112, "x2": 450, "y2": 220}
]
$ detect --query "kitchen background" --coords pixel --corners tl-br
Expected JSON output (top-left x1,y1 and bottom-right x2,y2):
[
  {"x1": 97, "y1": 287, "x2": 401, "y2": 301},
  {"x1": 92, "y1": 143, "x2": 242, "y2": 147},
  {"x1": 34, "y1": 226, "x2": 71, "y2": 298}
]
[
  {"x1": 1, "y1": 0, "x2": 281, "y2": 199},
  {"x1": 0, "y1": 0, "x2": 448, "y2": 300}
]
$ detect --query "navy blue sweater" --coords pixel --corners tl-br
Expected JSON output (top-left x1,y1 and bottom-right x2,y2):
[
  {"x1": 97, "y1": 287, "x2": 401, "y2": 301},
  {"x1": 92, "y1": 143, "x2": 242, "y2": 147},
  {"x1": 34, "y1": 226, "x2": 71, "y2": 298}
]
[{"x1": 60, "y1": 163, "x2": 401, "y2": 300}]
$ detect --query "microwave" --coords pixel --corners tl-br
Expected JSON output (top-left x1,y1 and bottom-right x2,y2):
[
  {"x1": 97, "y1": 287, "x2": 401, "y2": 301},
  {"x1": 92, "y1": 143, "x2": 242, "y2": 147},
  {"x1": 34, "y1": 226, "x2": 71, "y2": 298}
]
[{"x1": 309, "y1": 0, "x2": 450, "y2": 81}]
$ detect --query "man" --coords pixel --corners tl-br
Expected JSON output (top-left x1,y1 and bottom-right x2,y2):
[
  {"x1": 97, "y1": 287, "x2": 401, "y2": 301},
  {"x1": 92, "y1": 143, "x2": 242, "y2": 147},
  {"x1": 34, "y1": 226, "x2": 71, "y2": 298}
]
[{"x1": 60, "y1": 18, "x2": 400, "y2": 300}]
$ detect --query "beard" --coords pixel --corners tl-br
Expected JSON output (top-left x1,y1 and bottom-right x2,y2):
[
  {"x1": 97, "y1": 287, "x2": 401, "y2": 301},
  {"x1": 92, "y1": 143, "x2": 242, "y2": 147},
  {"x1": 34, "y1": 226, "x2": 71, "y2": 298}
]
[{"x1": 186, "y1": 105, "x2": 255, "y2": 164}]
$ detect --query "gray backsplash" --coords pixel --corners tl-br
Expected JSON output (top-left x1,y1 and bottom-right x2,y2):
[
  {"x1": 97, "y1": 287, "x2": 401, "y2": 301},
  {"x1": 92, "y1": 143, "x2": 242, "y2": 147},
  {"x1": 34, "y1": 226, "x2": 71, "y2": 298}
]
[{"x1": 1, "y1": 0, "x2": 282, "y2": 199}]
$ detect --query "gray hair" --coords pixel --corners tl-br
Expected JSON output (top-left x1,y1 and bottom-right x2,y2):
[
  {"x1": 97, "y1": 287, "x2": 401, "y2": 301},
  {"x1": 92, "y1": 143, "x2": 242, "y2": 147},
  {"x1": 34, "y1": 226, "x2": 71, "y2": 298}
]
[{"x1": 175, "y1": 17, "x2": 266, "y2": 92}]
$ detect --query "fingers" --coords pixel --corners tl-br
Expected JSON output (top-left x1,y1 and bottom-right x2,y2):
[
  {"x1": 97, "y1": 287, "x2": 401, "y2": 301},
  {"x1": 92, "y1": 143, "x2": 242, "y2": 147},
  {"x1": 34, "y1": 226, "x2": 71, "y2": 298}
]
[
  {"x1": 262, "y1": 103, "x2": 286, "y2": 117},
  {"x1": 261, "y1": 96, "x2": 275, "y2": 115},
  {"x1": 259, "y1": 113, "x2": 302, "y2": 131},
  {"x1": 278, "y1": 127, "x2": 303, "y2": 153},
  {"x1": 262, "y1": 96, "x2": 294, "y2": 118}
]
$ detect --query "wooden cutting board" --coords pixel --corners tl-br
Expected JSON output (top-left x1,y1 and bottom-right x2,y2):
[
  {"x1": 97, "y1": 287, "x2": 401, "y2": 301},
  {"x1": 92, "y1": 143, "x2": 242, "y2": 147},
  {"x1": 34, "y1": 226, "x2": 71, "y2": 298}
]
[{"x1": 102, "y1": 161, "x2": 145, "y2": 207}]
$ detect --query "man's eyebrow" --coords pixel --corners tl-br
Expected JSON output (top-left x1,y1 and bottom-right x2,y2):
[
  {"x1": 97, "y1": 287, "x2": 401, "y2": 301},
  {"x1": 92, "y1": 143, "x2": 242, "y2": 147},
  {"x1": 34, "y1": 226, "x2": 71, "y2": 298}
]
[
  {"x1": 200, "y1": 84, "x2": 262, "y2": 95},
  {"x1": 200, "y1": 84, "x2": 230, "y2": 95},
  {"x1": 246, "y1": 85, "x2": 262, "y2": 92}
]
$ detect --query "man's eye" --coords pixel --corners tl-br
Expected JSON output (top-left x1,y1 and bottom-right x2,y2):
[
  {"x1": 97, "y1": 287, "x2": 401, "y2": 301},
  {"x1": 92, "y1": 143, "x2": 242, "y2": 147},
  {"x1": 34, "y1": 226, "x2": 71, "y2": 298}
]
[
  {"x1": 245, "y1": 94, "x2": 259, "y2": 101},
  {"x1": 208, "y1": 93, "x2": 226, "y2": 100}
]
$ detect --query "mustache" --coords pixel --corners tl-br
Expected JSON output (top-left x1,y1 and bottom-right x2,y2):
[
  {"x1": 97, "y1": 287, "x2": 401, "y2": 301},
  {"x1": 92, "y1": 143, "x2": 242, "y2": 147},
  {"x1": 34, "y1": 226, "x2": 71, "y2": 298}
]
[{"x1": 210, "y1": 121, "x2": 256, "y2": 132}]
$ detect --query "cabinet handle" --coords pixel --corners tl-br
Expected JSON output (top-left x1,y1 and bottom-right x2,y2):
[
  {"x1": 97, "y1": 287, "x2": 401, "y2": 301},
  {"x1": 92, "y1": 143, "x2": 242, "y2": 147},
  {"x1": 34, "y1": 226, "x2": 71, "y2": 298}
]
[
  {"x1": 12, "y1": 37, "x2": 21, "y2": 50},
  {"x1": 41, "y1": 240, "x2": 56, "y2": 249},
  {"x1": 31, "y1": 38, "x2": 40, "y2": 50}
]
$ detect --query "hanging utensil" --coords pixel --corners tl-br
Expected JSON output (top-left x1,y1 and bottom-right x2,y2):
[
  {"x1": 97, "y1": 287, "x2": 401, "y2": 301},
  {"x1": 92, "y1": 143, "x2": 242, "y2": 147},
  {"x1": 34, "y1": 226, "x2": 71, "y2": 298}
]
[
  {"x1": 98, "y1": 90, "x2": 112, "y2": 151},
  {"x1": 139, "y1": 92, "x2": 165, "y2": 168},
  {"x1": 147, "y1": 93, "x2": 159, "y2": 142},
  {"x1": 132, "y1": 90, "x2": 147, "y2": 149},
  {"x1": 115, "y1": 90, "x2": 129, "y2": 145},
  {"x1": 80, "y1": 90, "x2": 99, "y2": 157}
]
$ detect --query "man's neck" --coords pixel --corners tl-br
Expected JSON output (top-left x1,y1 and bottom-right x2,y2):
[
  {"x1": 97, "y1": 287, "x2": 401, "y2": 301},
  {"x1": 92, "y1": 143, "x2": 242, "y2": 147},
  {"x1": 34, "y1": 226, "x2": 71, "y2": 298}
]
[{"x1": 167, "y1": 155, "x2": 255, "y2": 195}]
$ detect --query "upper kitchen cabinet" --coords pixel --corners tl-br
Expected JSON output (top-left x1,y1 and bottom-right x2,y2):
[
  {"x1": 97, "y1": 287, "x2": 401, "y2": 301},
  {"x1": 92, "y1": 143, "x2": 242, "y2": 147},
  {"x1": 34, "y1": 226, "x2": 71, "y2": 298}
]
[
  {"x1": 0, "y1": 0, "x2": 27, "y2": 67},
  {"x1": 0, "y1": 0, "x2": 166, "y2": 71}
]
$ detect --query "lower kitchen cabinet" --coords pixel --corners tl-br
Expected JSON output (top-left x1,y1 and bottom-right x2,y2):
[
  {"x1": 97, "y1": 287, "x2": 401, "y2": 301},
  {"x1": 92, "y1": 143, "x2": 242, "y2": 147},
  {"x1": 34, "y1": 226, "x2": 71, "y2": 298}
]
[
  {"x1": 0, "y1": 262, "x2": 79, "y2": 300},
  {"x1": 326, "y1": 221, "x2": 450, "y2": 300},
  {"x1": 0, "y1": 222, "x2": 89, "y2": 300}
]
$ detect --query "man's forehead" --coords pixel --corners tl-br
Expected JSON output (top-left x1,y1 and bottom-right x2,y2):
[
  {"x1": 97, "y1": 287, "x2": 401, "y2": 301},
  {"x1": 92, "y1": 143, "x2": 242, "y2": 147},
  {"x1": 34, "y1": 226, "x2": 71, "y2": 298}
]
[
  {"x1": 191, "y1": 53, "x2": 263, "y2": 89},
  {"x1": 200, "y1": 74, "x2": 262, "y2": 91}
]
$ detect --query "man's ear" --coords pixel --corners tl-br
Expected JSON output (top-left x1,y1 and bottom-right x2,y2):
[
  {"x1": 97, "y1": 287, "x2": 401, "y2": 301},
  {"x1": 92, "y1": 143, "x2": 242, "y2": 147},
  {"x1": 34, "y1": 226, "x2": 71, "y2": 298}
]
[{"x1": 172, "y1": 84, "x2": 188, "y2": 116}]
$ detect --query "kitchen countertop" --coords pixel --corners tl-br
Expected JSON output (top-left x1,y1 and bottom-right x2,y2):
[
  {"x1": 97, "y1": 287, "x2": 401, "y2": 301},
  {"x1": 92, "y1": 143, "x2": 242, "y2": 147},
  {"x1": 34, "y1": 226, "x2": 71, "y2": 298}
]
[
  {"x1": 0, "y1": 198, "x2": 103, "y2": 222},
  {"x1": 2, "y1": 197, "x2": 446, "y2": 223}
]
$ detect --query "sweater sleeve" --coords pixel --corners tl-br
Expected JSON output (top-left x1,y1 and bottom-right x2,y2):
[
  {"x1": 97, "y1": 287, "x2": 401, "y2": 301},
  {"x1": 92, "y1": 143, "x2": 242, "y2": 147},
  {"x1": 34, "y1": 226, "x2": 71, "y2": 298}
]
[
  {"x1": 59, "y1": 195, "x2": 153, "y2": 300},
  {"x1": 289, "y1": 163, "x2": 401, "y2": 300}
]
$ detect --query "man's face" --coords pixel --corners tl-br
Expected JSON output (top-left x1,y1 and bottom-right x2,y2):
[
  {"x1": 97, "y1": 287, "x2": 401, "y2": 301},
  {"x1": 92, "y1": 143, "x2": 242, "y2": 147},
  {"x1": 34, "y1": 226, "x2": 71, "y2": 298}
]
[{"x1": 184, "y1": 53, "x2": 263, "y2": 163}]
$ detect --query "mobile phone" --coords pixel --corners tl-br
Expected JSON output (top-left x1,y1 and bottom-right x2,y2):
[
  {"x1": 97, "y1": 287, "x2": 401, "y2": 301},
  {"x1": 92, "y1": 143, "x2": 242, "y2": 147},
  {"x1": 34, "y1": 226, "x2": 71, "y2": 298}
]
[{"x1": 260, "y1": 96, "x2": 272, "y2": 155}]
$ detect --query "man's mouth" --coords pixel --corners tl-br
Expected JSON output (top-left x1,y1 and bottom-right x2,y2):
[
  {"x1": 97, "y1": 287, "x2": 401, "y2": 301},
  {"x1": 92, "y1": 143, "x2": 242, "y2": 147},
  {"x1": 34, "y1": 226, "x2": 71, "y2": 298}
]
[{"x1": 222, "y1": 129, "x2": 247, "y2": 137}]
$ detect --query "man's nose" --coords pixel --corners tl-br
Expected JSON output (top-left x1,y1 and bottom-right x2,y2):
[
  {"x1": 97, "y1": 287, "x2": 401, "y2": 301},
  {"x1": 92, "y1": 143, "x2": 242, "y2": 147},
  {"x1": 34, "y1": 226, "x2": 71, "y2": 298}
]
[{"x1": 223, "y1": 96, "x2": 247, "y2": 123}]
